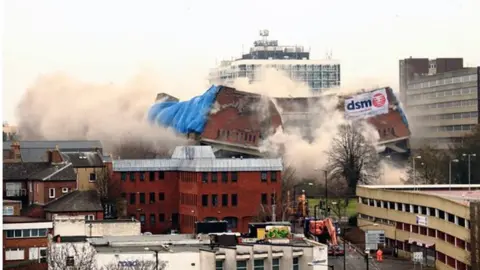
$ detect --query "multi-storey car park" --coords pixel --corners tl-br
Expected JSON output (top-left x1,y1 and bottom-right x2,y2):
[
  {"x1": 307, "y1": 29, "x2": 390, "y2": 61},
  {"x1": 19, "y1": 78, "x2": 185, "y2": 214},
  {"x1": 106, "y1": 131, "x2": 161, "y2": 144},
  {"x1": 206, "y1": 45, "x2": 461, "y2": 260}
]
[{"x1": 356, "y1": 184, "x2": 480, "y2": 270}]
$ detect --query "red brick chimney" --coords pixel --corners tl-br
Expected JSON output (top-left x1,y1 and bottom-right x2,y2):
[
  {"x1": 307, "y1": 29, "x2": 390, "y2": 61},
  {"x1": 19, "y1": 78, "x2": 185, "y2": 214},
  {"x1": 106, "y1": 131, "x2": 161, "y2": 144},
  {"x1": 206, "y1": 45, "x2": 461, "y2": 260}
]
[
  {"x1": 4, "y1": 141, "x2": 22, "y2": 162},
  {"x1": 48, "y1": 145, "x2": 64, "y2": 164}
]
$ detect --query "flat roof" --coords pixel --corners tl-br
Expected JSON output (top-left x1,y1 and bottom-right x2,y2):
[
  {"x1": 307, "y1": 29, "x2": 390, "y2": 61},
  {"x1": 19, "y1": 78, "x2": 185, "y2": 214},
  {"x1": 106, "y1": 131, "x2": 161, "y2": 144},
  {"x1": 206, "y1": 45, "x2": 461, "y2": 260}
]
[{"x1": 359, "y1": 184, "x2": 480, "y2": 205}]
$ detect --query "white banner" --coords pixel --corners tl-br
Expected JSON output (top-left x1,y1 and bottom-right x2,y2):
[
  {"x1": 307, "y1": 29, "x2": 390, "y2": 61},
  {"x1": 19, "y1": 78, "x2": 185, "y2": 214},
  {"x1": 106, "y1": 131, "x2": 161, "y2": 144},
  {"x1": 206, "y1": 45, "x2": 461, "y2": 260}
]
[
  {"x1": 416, "y1": 215, "x2": 428, "y2": 226},
  {"x1": 344, "y1": 88, "x2": 389, "y2": 119}
]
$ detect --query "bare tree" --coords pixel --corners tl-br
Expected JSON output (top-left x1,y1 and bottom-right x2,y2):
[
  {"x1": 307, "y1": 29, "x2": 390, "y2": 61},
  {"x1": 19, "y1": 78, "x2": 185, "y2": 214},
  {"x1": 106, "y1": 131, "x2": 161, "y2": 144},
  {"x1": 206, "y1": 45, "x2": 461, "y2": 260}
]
[
  {"x1": 47, "y1": 242, "x2": 97, "y2": 270},
  {"x1": 327, "y1": 123, "x2": 380, "y2": 193},
  {"x1": 253, "y1": 165, "x2": 297, "y2": 222},
  {"x1": 101, "y1": 259, "x2": 167, "y2": 270},
  {"x1": 405, "y1": 145, "x2": 449, "y2": 185}
]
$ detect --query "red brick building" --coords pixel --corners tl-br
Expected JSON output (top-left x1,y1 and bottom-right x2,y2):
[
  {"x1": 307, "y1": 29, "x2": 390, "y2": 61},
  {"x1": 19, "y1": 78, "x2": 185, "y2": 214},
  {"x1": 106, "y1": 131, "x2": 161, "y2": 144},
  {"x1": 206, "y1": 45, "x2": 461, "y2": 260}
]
[
  {"x1": 111, "y1": 146, "x2": 283, "y2": 234},
  {"x1": 3, "y1": 216, "x2": 52, "y2": 268}
]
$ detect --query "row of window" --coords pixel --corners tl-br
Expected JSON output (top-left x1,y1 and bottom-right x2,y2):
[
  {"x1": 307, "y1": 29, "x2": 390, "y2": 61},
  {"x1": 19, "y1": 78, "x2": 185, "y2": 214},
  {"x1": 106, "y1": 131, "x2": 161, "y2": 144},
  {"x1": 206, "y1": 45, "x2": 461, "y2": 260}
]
[
  {"x1": 216, "y1": 257, "x2": 294, "y2": 270},
  {"x1": 414, "y1": 111, "x2": 478, "y2": 122},
  {"x1": 135, "y1": 213, "x2": 167, "y2": 226},
  {"x1": 202, "y1": 194, "x2": 238, "y2": 207},
  {"x1": 360, "y1": 214, "x2": 471, "y2": 251},
  {"x1": 123, "y1": 192, "x2": 165, "y2": 205},
  {"x1": 407, "y1": 86, "x2": 477, "y2": 100},
  {"x1": 409, "y1": 99, "x2": 477, "y2": 110},
  {"x1": 201, "y1": 172, "x2": 239, "y2": 184},
  {"x1": 430, "y1": 124, "x2": 475, "y2": 132},
  {"x1": 407, "y1": 74, "x2": 477, "y2": 90},
  {"x1": 359, "y1": 197, "x2": 470, "y2": 229},
  {"x1": 217, "y1": 129, "x2": 258, "y2": 144},
  {"x1": 5, "y1": 247, "x2": 47, "y2": 262},
  {"x1": 120, "y1": 171, "x2": 165, "y2": 182},
  {"x1": 381, "y1": 236, "x2": 468, "y2": 270},
  {"x1": 5, "y1": 228, "x2": 48, "y2": 239}
]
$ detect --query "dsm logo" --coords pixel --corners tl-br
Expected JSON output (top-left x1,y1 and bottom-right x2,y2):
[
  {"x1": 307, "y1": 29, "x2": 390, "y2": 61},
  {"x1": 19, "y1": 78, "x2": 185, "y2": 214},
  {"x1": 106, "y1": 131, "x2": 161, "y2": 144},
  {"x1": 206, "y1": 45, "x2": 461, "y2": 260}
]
[{"x1": 346, "y1": 93, "x2": 386, "y2": 111}]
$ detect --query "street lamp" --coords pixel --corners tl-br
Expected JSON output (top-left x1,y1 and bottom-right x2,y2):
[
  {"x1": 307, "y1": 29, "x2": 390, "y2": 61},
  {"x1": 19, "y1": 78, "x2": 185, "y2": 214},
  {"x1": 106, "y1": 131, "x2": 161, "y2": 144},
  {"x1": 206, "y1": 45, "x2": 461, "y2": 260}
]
[
  {"x1": 144, "y1": 247, "x2": 160, "y2": 270},
  {"x1": 462, "y1": 153, "x2": 476, "y2": 190},
  {"x1": 412, "y1": 156, "x2": 422, "y2": 189},
  {"x1": 449, "y1": 159, "x2": 459, "y2": 190},
  {"x1": 315, "y1": 169, "x2": 329, "y2": 215}
]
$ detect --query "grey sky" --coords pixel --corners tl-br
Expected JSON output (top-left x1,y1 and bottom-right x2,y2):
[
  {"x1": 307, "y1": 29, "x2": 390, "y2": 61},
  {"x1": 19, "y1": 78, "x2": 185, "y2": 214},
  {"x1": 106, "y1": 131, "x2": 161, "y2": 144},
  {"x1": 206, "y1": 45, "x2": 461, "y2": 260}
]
[{"x1": 3, "y1": 0, "x2": 480, "y2": 123}]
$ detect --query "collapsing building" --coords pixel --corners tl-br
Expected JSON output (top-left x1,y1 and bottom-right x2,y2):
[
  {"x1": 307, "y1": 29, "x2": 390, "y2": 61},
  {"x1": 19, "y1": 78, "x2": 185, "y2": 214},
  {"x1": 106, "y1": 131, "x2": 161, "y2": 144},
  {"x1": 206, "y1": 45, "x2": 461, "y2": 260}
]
[{"x1": 147, "y1": 85, "x2": 411, "y2": 158}]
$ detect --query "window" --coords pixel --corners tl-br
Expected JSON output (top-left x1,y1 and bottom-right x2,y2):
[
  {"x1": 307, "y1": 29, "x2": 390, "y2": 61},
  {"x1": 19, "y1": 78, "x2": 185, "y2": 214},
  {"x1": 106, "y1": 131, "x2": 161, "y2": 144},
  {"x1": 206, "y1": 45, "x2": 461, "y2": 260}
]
[
  {"x1": 253, "y1": 259, "x2": 264, "y2": 270},
  {"x1": 272, "y1": 258, "x2": 280, "y2": 270},
  {"x1": 89, "y1": 173, "x2": 96, "y2": 182},
  {"x1": 159, "y1": 171, "x2": 165, "y2": 179},
  {"x1": 222, "y1": 194, "x2": 228, "y2": 206},
  {"x1": 150, "y1": 214, "x2": 156, "y2": 226},
  {"x1": 231, "y1": 194, "x2": 238, "y2": 206},
  {"x1": 270, "y1": 172, "x2": 277, "y2": 182},
  {"x1": 211, "y1": 172, "x2": 218, "y2": 183},
  {"x1": 261, "y1": 172, "x2": 267, "y2": 182},
  {"x1": 3, "y1": 206, "x2": 14, "y2": 216},
  {"x1": 121, "y1": 193, "x2": 126, "y2": 198},
  {"x1": 438, "y1": 210, "x2": 445, "y2": 219},
  {"x1": 140, "y1": 214, "x2": 146, "y2": 225},
  {"x1": 231, "y1": 172, "x2": 238, "y2": 183},
  {"x1": 293, "y1": 257, "x2": 299, "y2": 270},
  {"x1": 149, "y1": 171, "x2": 155, "y2": 181},
  {"x1": 215, "y1": 260, "x2": 224, "y2": 270},
  {"x1": 62, "y1": 187, "x2": 69, "y2": 193},
  {"x1": 212, "y1": 194, "x2": 218, "y2": 207},
  {"x1": 85, "y1": 215, "x2": 95, "y2": 221},
  {"x1": 202, "y1": 172, "x2": 209, "y2": 183},
  {"x1": 221, "y1": 172, "x2": 228, "y2": 183},
  {"x1": 130, "y1": 172, "x2": 135, "y2": 181},
  {"x1": 237, "y1": 260, "x2": 247, "y2": 270},
  {"x1": 458, "y1": 217, "x2": 466, "y2": 227},
  {"x1": 202, "y1": 195, "x2": 209, "y2": 207},
  {"x1": 5, "y1": 248, "x2": 25, "y2": 261},
  {"x1": 150, "y1": 192, "x2": 155, "y2": 204},
  {"x1": 159, "y1": 192, "x2": 165, "y2": 201},
  {"x1": 139, "y1": 193, "x2": 145, "y2": 204},
  {"x1": 29, "y1": 247, "x2": 47, "y2": 261},
  {"x1": 130, "y1": 193, "x2": 136, "y2": 205},
  {"x1": 405, "y1": 204, "x2": 411, "y2": 212},
  {"x1": 49, "y1": 188, "x2": 55, "y2": 198},
  {"x1": 140, "y1": 172, "x2": 145, "y2": 181},
  {"x1": 413, "y1": 205, "x2": 419, "y2": 213},
  {"x1": 159, "y1": 213, "x2": 165, "y2": 222},
  {"x1": 261, "y1": 193, "x2": 267, "y2": 204},
  {"x1": 121, "y1": 172, "x2": 127, "y2": 181}
]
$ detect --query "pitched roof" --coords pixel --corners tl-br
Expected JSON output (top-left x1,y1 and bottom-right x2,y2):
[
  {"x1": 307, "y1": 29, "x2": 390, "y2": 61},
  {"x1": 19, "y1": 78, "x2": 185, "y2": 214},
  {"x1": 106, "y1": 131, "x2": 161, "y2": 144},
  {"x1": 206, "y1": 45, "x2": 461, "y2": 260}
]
[
  {"x1": 3, "y1": 216, "x2": 49, "y2": 223},
  {"x1": 63, "y1": 152, "x2": 104, "y2": 168},
  {"x1": 3, "y1": 140, "x2": 103, "y2": 162},
  {"x1": 44, "y1": 190, "x2": 103, "y2": 213},
  {"x1": 2, "y1": 162, "x2": 51, "y2": 180},
  {"x1": 3, "y1": 162, "x2": 76, "y2": 181},
  {"x1": 29, "y1": 163, "x2": 77, "y2": 181}
]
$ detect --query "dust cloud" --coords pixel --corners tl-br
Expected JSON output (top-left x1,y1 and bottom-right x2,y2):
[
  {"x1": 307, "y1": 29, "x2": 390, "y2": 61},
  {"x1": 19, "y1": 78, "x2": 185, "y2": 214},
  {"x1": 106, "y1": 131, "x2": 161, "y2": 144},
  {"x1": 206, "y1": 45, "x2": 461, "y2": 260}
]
[
  {"x1": 15, "y1": 71, "x2": 189, "y2": 155},
  {"x1": 229, "y1": 67, "x2": 406, "y2": 184}
]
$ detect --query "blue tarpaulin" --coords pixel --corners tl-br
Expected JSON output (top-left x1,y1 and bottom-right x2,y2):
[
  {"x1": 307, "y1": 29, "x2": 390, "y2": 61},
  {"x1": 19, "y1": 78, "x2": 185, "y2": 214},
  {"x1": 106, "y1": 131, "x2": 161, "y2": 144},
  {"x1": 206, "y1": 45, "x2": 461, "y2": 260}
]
[{"x1": 147, "y1": 85, "x2": 220, "y2": 134}]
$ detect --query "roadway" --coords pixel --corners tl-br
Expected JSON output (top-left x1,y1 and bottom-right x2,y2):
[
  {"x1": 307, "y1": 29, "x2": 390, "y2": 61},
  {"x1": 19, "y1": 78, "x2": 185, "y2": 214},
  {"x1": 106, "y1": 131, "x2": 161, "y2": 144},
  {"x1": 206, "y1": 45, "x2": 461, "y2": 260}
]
[{"x1": 328, "y1": 242, "x2": 419, "y2": 270}]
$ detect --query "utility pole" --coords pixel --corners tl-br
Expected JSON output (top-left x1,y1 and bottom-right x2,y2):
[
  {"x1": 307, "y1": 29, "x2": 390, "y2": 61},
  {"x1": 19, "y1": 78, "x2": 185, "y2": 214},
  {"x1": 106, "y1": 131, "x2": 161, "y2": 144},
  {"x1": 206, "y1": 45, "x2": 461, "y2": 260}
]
[
  {"x1": 272, "y1": 189, "x2": 276, "y2": 222},
  {"x1": 324, "y1": 170, "x2": 328, "y2": 216}
]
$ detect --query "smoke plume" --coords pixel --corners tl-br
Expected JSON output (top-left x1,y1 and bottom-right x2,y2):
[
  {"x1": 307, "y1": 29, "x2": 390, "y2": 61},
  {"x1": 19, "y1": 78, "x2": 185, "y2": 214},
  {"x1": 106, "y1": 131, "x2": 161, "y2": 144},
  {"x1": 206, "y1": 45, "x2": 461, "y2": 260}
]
[
  {"x1": 229, "y1": 67, "x2": 406, "y2": 184},
  {"x1": 16, "y1": 71, "x2": 189, "y2": 156}
]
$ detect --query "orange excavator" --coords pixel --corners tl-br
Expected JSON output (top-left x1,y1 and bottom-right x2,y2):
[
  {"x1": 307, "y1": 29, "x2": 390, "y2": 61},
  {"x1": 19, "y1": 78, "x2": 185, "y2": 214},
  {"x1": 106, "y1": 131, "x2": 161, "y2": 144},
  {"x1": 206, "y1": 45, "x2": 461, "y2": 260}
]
[{"x1": 304, "y1": 217, "x2": 344, "y2": 256}]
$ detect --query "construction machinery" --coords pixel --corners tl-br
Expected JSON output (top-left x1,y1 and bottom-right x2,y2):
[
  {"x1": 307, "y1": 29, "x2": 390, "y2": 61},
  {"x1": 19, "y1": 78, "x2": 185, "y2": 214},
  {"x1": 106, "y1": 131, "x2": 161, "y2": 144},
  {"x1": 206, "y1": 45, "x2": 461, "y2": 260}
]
[{"x1": 304, "y1": 217, "x2": 344, "y2": 256}]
